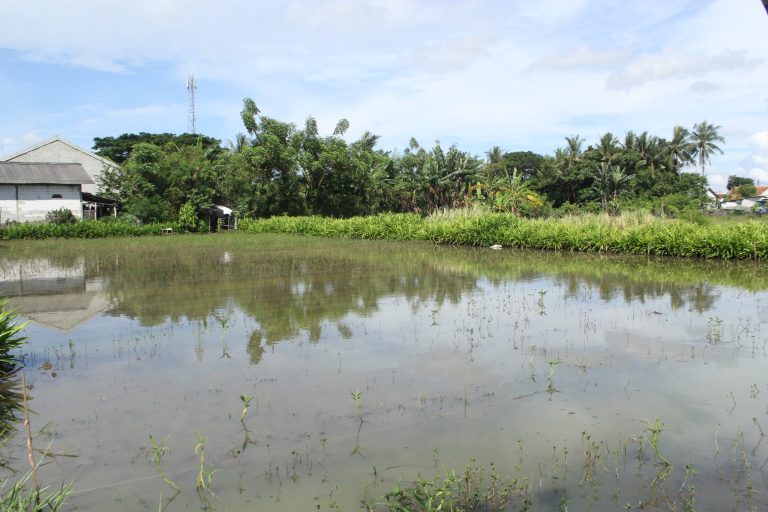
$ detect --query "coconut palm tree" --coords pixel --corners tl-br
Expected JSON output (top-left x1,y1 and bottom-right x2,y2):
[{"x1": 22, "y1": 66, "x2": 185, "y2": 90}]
[
  {"x1": 227, "y1": 133, "x2": 249, "y2": 153},
  {"x1": 667, "y1": 125, "x2": 694, "y2": 170},
  {"x1": 564, "y1": 135, "x2": 584, "y2": 166},
  {"x1": 597, "y1": 133, "x2": 619, "y2": 164},
  {"x1": 689, "y1": 121, "x2": 725, "y2": 176}
]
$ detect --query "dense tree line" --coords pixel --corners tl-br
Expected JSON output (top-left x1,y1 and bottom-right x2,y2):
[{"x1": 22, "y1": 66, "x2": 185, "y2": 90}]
[{"x1": 95, "y1": 99, "x2": 723, "y2": 223}]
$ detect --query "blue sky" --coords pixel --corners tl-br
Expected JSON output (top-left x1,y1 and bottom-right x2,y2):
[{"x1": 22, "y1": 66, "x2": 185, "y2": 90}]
[{"x1": 1, "y1": 0, "x2": 767, "y2": 191}]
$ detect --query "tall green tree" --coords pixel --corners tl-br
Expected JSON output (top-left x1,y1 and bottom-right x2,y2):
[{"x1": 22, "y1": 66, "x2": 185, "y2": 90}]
[
  {"x1": 93, "y1": 132, "x2": 221, "y2": 164},
  {"x1": 668, "y1": 126, "x2": 694, "y2": 169},
  {"x1": 689, "y1": 121, "x2": 725, "y2": 176}
]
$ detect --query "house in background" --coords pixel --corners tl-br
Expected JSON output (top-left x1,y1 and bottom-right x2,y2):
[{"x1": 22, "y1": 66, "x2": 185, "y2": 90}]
[
  {"x1": 0, "y1": 162, "x2": 93, "y2": 222},
  {"x1": 719, "y1": 185, "x2": 768, "y2": 212},
  {"x1": 1, "y1": 136, "x2": 117, "y2": 194}
]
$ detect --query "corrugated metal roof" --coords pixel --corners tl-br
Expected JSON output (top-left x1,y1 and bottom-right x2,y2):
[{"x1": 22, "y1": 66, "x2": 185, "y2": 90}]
[{"x1": 0, "y1": 162, "x2": 93, "y2": 184}]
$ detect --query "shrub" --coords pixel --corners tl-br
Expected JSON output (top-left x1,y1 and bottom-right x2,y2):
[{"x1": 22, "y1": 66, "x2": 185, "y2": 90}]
[
  {"x1": 44, "y1": 208, "x2": 77, "y2": 224},
  {"x1": 178, "y1": 201, "x2": 199, "y2": 232},
  {"x1": 0, "y1": 298, "x2": 29, "y2": 372},
  {"x1": 240, "y1": 211, "x2": 768, "y2": 260}
]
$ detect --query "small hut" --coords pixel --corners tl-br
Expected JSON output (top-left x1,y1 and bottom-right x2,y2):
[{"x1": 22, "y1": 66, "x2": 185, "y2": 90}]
[
  {"x1": 206, "y1": 205, "x2": 237, "y2": 231},
  {"x1": 81, "y1": 192, "x2": 118, "y2": 220}
]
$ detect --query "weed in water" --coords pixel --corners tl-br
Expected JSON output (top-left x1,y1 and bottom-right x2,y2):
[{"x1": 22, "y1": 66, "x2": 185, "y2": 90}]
[
  {"x1": 194, "y1": 432, "x2": 216, "y2": 495},
  {"x1": 371, "y1": 460, "x2": 530, "y2": 512},
  {"x1": 537, "y1": 290, "x2": 547, "y2": 316},
  {"x1": 645, "y1": 419, "x2": 671, "y2": 467},
  {"x1": 147, "y1": 435, "x2": 180, "y2": 492},
  {"x1": 350, "y1": 390, "x2": 364, "y2": 456},
  {"x1": 240, "y1": 393, "x2": 255, "y2": 422},
  {"x1": 707, "y1": 317, "x2": 723, "y2": 343},
  {"x1": 0, "y1": 471, "x2": 71, "y2": 512}
]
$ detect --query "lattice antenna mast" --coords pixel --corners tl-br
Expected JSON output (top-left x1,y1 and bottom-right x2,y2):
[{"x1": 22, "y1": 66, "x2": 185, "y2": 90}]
[{"x1": 186, "y1": 74, "x2": 197, "y2": 134}]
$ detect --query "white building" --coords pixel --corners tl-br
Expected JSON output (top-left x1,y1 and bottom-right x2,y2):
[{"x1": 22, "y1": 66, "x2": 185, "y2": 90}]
[
  {"x1": 1, "y1": 136, "x2": 117, "y2": 194},
  {"x1": 0, "y1": 162, "x2": 93, "y2": 222}
]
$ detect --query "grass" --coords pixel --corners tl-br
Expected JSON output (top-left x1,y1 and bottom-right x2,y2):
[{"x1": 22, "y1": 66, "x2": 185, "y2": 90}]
[
  {"x1": 366, "y1": 460, "x2": 530, "y2": 512},
  {"x1": 3, "y1": 209, "x2": 765, "y2": 259},
  {"x1": 0, "y1": 472, "x2": 71, "y2": 512},
  {"x1": 0, "y1": 298, "x2": 29, "y2": 371},
  {"x1": 239, "y1": 211, "x2": 768, "y2": 260},
  {"x1": 0, "y1": 219, "x2": 188, "y2": 240},
  {"x1": 0, "y1": 301, "x2": 72, "y2": 511}
]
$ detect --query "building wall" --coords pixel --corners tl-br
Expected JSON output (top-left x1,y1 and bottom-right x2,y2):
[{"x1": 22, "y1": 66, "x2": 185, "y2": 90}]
[
  {"x1": 5, "y1": 140, "x2": 111, "y2": 194},
  {"x1": 0, "y1": 184, "x2": 83, "y2": 222}
]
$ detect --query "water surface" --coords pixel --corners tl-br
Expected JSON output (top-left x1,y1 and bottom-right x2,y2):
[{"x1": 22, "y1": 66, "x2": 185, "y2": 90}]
[{"x1": 1, "y1": 234, "x2": 767, "y2": 511}]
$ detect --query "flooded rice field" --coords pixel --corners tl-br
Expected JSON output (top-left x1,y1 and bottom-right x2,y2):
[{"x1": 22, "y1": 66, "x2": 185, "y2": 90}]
[{"x1": 1, "y1": 233, "x2": 768, "y2": 511}]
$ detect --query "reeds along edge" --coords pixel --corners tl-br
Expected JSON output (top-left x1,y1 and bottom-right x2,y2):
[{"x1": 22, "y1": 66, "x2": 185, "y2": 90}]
[{"x1": 239, "y1": 212, "x2": 768, "y2": 260}]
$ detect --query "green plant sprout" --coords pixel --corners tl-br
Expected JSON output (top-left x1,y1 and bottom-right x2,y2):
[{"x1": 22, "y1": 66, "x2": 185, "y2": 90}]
[
  {"x1": 147, "y1": 435, "x2": 180, "y2": 492},
  {"x1": 646, "y1": 419, "x2": 671, "y2": 466},
  {"x1": 194, "y1": 432, "x2": 216, "y2": 495},
  {"x1": 240, "y1": 393, "x2": 254, "y2": 422}
]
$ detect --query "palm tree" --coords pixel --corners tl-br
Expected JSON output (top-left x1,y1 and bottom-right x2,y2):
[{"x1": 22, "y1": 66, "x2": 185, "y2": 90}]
[
  {"x1": 485, "y1": 146, "x2": 505, "y2": 175},
  {"x1": 622, "y1": 131, "x2": 637, "y2": 152},
  {"x1": 353, "y1": 131, "x2": 380, "y2": 152},
  {"x1": 667, "y1": 125, "x2": 694, "y2": 170},
  {"x1": 689, "y1": 121, "x2": 725, "y2": 176},
  {"x1": 564, "y1": 135, "x2": 584, "y2": 166},
  {"x1": 227, "y1": 133, "x2": 249, "y2": 153},
  {"x1": 597, "y1": 133, "x2": 619, "y2": 163}
]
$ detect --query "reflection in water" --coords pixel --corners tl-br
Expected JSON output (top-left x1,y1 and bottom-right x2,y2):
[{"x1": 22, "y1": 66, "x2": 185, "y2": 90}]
[
  {"x1": 0, "y1": 258, "x2": 108, "y2": 331},
  {"x1": 0, "y1": 234, "x2": 766, "y2": 511},
  {"x1": 0, "y1": 239, "x2": 744, "y2": 346},
  {"x1": 0, "y1": 371, "x2": 22, "y2": 445}
]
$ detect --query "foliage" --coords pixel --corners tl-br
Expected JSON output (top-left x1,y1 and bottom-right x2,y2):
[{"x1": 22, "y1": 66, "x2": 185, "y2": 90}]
[
  {"x1": 0, "y1": 299, "x2": 29, "y2": 372},
  {"x1": 369, "y1": 460, "x2": 529, "y2": 512},
  {"x1": 44, "y1": 208, "x2": 77, "y2": 225},
  {"x1": 0, "y1": 471, "x2": 71, "y2": 512},
  {"x1": 240, "y1": 211, "x2": 768, "y2": 260},
  {"x1": 92, "y1": 132, "x2": 221, "y2": 164},
  {"x1": 0, "y1": 219, "x2": 184, "y2": 240},
  {"x1": 737, "y1": 184, "x2": 757, "y2": 198},
  {"x1": 689, "y1": 121, "x2": 725, "y2": 176},
  {"x1": 178, "y1": 201, "x2": 199, "y2": 231},
  {"x1": 90, "y1": 104, "x2": 727, "y2": 223},
  {"x1": 727, "y1": 175, "x2": 754, "y2": 191}
]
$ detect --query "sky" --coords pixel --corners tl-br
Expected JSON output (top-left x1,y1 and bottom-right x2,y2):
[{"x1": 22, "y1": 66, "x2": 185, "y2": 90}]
[{"x1": 0, "y1": 0, "x2": 767, "y2": 191}]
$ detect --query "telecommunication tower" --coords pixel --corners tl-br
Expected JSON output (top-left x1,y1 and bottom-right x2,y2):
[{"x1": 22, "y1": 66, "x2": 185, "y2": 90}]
[{"x1": 186, "y1": 74, "x2": 197, "y2": 134}]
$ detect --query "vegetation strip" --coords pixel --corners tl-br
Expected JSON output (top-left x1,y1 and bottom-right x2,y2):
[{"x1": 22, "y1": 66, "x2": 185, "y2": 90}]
[{"x1": 239, "y1": 212, "x2": 768, "y2": 260}]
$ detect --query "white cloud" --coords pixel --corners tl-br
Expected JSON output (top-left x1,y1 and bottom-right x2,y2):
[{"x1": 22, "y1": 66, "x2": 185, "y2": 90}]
[
  {"x1": 606, "y1": 49, "x2": 760, "y2": 90},
  {"x1": 530, "y1": 48, "x2": 632, "y2": 72},
  {"x1": 688, "y1": 81, "x2": 721, "y2": 94},
  {"x1": 748, "y1": 131, "x2": 768, "y2": 152},
  {"x1": 0, "y1": 0, "x2": 766, "y2": 174}
]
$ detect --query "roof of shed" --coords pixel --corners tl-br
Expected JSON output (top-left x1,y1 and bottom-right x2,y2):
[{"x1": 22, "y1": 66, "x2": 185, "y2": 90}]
[
  {"x1": 0, "y1": 162, "x2": 94, "y2": 184},
  {"x1": 1, "y1": 135, "x2": 118, "y2": 169}
]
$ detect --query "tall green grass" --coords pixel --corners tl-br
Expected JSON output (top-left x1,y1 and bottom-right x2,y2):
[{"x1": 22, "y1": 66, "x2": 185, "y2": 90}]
[
  {"x1": 0, "y1": 220, "x2": 186, "y2": 240},
  {"x1": 239, "y1": 212, "x2": 768, "y2": 260}
]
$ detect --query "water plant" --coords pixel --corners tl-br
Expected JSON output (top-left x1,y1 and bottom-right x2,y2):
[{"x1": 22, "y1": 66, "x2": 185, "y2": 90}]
[
  {"x1": 0, "y1": 308, "x2": 72, "y2": 511},
  {"x1": 239, "y1": 393, "x2": 254, "y2": 422},
  {"x1": 194, "y1": 432, "x2": 216, "y2": 495},
  {"x1": 0, "y1": 298, "x2": 30, "y2": 371},
  {"x1": 239, "y1": 211, "x2": 768, "y2": 260},
  {"x1": 147, "y1": 434, "x2": 179, "y2": 492},
  {"x1": 351, "y1": 390, "x2": 364, "y2": 456},
  {"x1": 368, "y1": 460, "x2": 530, "y2": 512},
  {"x1": 646, "y1": 419, "x2": 671, "y2": 467},
  {"x1": 0, "y1": 471, "x2": 71, "y2": 512},
  {"x1": 707, "y1": 316, "x2": 723, "y2": 343}
]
